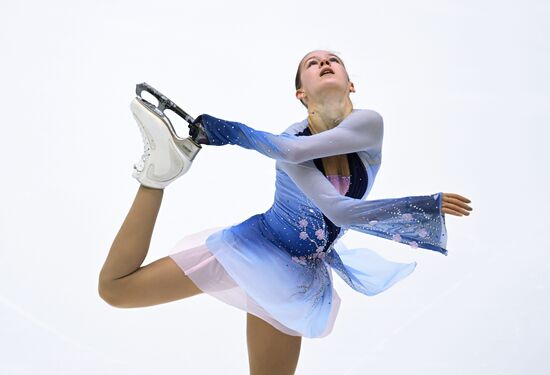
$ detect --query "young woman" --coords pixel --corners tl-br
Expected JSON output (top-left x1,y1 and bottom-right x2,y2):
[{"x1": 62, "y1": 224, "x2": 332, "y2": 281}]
[{"x1": 98, "y1": 50, "x2": 472, "y2": 375}]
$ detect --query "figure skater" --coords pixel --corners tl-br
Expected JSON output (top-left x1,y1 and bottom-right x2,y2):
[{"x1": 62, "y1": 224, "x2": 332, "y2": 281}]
[{"x1": 98, "y1": 50, "x2": 472, "y2": 375}]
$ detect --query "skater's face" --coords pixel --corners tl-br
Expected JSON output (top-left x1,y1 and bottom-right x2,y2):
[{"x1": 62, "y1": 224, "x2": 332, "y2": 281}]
[{"x1": 295, "y1": 50, "x2": 355, "y2": 108}]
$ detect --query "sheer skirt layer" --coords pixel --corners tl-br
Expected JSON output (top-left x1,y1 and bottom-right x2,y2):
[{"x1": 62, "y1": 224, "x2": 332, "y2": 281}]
[
  {"x1": 168, "y1": 217, "x2": 417, "y2": 338},
  {"x1": 169, "y1": 226, "x2": 341, "y2": 337}
]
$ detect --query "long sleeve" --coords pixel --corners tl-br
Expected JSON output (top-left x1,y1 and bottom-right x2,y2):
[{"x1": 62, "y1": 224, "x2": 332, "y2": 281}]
[
  {"x1": 195, "y1": 109, "x2": 383, "y2": 163},
  {"x1": 277, "y1": 160, "x2": 448, "y2": 255}
]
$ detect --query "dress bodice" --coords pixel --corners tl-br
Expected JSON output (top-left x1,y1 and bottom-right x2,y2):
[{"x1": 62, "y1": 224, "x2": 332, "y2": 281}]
[
  {"x1": 295, "y1": 126, "x2": 368, "y2": 252},
  {"x1": 260, "y1": 126, "x2": 369, "y2": 258}
]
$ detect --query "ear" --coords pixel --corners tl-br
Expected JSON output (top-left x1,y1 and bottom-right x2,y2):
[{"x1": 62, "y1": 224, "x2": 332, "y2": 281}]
[
  {"x1": 349, "y1": 81, "x2": 356, "y2": 93},
  {"x1": 296, "y1": 89, "x2": 306, "y2": 101}
]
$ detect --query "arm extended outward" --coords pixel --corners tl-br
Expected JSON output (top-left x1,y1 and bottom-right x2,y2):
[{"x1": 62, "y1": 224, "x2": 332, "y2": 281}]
[
  {"x1": 194, "y1": 109, "x2": 383, "y2": 163},
  {"x1": 277, "y1": 160, "x2": 448, "y2": 255}
]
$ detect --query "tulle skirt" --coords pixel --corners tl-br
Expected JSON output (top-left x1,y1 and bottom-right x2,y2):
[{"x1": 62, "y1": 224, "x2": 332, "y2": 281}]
[
  {"x1": 168, "y1": 214, "x2": 417, "y2": 338},
  {"x1": 168, "y1": 225, "x2": 341, "y2": 337}
]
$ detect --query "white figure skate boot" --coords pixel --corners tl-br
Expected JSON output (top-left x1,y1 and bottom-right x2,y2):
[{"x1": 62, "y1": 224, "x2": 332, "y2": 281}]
[{"x1": 130, "y1": 83, "x2": 202, "y2": 189}]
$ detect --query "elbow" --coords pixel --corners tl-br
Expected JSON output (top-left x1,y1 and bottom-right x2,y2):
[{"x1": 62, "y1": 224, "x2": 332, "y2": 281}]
[
  {"x1": 283, "y1": 146, "x2": 306, "y2": 164},
  {"x1": 317, "y1": 199, "x2": 355, "y2": 227},
  {"x1": 324, "y1": 212, "x2": 350, "y2": 227},
  {"x1": 284, "y1": 150, "x2": 301, "y2": 164}
]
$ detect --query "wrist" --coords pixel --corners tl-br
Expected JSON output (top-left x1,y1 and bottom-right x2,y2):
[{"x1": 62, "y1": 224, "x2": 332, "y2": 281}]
[{"x1": 188, "y1": 116, "x2": 210, "y2": 145}]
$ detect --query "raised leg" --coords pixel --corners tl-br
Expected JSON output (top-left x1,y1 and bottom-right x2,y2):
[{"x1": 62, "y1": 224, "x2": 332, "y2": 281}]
[
  {"x1": 246, "y1": 313, "x2": 302, "y2": 375},
  {"x1": 98, "y1": 185, "x2": 202, "y2": 308}
]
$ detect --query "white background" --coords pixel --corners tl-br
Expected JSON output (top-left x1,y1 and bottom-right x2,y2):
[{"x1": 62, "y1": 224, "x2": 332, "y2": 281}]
[{"x1": 1, "y1": 0, "x2": 548, "y2": 374}]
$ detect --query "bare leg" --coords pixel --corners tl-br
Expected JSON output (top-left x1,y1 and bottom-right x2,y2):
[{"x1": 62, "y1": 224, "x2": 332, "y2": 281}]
[
  {"x1": 247, "y1": 313, "x2": 302, "y2": 375},
  {"x1": 98, "y1": 185, "x2": 202, "y2": 308}
]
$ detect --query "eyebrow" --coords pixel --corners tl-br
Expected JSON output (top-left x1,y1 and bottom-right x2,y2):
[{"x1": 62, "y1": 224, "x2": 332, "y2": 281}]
[{"x1": 303, "y1": 54, "x2": 340, "y2": 66}]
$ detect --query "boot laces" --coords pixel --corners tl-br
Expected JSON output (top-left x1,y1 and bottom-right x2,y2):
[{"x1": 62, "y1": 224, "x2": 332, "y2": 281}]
[{"x1": 134, "y1": 123, "x2": 151, "y2": 172}]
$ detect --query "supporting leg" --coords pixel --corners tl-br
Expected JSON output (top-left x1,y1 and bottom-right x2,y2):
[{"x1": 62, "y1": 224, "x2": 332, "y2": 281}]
[{"x1": 247, "y1": 313, "x2": 302, "y2": 375}]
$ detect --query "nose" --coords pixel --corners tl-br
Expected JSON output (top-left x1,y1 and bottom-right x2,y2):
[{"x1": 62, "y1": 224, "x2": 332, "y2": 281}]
[{"x1": 320, "y1": 58, "x2": 331, "y2": 67}]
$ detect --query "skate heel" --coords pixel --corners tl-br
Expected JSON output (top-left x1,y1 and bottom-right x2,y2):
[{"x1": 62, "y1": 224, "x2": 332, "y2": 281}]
[{"x1": 174, "y1": 137, "x2": 202, "y2": 162}]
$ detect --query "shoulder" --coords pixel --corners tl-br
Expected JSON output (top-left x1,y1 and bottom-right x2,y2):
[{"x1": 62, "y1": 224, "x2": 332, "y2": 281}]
[
  {"x1": 349, "y1": 109, "x2": 383, "y2": 126},
  {"x1": 342, "y1": 109, "x2": 383, "y2": 138}
]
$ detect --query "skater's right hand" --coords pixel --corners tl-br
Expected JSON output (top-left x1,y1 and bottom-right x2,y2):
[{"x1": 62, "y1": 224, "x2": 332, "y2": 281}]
[{"x1": 441, "y1": 193, "x2": 472, "y2": 216}]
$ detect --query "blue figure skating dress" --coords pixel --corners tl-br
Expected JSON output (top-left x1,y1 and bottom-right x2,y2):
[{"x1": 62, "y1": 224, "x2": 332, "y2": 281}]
[{"x1": 168, "y1": 109, "x2": 447, "y2": 338}]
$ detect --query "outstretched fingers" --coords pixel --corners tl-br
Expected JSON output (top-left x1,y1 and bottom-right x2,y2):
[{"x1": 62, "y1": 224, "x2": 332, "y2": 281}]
[
  {"x1": 443, "y1": 193, "x2": 471, "y2": 203},
  {"x1": 441, "y1": 193, "x2": 473, "y2": 216}
]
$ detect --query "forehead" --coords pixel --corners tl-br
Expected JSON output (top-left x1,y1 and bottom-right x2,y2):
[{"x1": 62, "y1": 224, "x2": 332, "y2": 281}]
[{"x1": 301, "y1": 50, "x2": 339, "y2": 65}]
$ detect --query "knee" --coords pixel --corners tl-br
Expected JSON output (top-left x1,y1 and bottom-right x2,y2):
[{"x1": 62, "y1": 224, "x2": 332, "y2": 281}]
[{"x1": 98, "y1": 280, "x2": 124, "y2": 307}]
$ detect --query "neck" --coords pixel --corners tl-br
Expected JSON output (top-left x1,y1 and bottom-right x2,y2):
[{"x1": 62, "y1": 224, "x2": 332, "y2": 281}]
[{"x1": 307, "y1": 97, "x2": 353, "y2": 126}]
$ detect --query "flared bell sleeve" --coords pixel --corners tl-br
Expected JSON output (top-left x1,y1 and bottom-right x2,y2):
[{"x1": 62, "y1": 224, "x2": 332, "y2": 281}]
[
  {"x1": 277, "y1": 160, "x2": 448, "y2": 255},
  {"x1": 193, "y1": 109, "x2": 383, "y2": 163}
]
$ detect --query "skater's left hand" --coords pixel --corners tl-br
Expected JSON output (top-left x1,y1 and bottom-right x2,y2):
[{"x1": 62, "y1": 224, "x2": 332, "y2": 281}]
[
  {"x1": 441, "y1": 193, "x2": 472, "y2": 217},
  {"x1": 188, "y1": 117, "x2": 210, "y2": 145}
]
